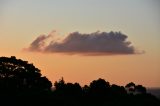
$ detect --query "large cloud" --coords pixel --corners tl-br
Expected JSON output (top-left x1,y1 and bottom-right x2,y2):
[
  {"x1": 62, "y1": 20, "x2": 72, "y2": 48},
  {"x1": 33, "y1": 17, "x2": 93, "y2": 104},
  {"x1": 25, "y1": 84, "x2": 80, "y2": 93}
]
[{"x1": 24, "y1": 31, "x2": 142, "y2": 55}]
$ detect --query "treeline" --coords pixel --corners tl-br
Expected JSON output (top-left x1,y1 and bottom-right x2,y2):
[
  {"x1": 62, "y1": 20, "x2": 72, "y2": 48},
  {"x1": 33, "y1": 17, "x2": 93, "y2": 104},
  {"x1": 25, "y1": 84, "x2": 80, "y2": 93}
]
[{"x1": 0, "y1": 56, "x2": 160, "y2": 106}]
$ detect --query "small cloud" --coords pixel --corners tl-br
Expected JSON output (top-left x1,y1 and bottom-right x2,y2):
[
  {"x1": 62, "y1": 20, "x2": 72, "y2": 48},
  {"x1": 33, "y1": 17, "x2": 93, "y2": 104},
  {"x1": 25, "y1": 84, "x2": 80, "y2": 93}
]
[{"x1": 24, "y1": 30, "x2": 143, "y2": 56}]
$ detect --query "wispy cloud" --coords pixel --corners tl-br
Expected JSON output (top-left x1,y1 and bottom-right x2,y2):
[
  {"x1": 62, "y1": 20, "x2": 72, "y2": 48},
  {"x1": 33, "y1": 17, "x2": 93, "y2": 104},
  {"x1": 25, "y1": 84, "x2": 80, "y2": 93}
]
[{"x1": 24, "y1": 30, "x2": 143, "y2": 56}]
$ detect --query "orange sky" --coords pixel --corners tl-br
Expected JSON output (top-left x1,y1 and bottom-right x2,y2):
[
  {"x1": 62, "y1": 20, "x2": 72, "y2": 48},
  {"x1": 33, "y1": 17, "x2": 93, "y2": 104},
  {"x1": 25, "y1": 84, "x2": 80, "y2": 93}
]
[
  {"x1": 0, "y1": 50, "x2": 159, "y2": 87},
  {"x1": 0, "y1": 0, "x2": 160, "y2": 87}
]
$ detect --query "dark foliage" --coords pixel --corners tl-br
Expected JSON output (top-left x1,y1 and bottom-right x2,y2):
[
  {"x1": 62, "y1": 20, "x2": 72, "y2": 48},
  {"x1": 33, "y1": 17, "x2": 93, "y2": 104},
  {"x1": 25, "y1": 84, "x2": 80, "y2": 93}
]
[
  {"x1": 0, "y1": 56, "x2": 159, "y2": 106},
  {"x1": 0, "y1": 56, "x2": 52, "y2": 92}
]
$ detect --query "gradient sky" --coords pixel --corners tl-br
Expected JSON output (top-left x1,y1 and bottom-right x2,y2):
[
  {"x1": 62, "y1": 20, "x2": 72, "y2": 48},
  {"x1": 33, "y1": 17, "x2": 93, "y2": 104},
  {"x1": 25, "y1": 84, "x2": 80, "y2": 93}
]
[{"x1": 0, "y1": 0, "x2": 160, "y2": 87}]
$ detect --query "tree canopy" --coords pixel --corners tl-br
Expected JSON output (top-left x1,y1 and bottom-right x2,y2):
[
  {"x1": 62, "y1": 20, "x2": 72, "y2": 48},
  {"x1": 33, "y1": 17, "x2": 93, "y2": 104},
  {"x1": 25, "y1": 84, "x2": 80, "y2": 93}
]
[
  {"x1": 0, "y1": 56, "x2": 52, "y2": 92},
  {"x1": 0, "y1": 56, "x2": 159, "y2": 106}
]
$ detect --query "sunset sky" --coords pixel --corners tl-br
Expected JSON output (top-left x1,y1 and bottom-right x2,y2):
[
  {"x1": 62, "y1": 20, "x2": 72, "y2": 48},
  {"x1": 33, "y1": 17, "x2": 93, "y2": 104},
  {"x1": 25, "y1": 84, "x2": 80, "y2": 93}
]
[{"x1": 0, "y1": 0, "x2": 160, "y2": 87}]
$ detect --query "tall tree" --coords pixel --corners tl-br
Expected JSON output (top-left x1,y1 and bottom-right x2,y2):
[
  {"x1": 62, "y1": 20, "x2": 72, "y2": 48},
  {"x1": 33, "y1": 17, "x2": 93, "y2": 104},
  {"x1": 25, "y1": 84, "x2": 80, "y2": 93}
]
[{"x1": 0, "y1": 56, "x2": 52, "y2": 92}]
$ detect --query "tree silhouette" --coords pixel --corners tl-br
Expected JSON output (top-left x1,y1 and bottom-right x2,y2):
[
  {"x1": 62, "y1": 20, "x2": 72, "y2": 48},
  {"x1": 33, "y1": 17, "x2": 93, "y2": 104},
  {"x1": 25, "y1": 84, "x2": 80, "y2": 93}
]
[
  {"x1": 0, "y1": 56, "x2": 159, "y2": 106},
  {"x1": 125, "y1": 82, "x2": 136, "y2": 94},
  {"x1": 90, "y1": 78, "x2": 110, "y2": 89},
  {"x1": 0, "y1": 56, "x2": 52, "y2": 92},
  {"x1": 54, "y1": 77, "x2": 82, "y2": 97},
  {"x1": 125, "y1": 82, "x2": 147, "y2": 95},
  {"x1": 54, "y1": 77, "x2": 65, "y2": 91},
  {"x1": 89, "y1": 78, "x2": 110, "y2": 99},
  {"x1": 110, "y1": 84, "x2": 127, "y2": 96},
  {"x1": 83, "y1": 85, "x2": 90, "y2": 93},
  {"x1": 135, "y1": 85, "x2": 146, "y2": 94}
]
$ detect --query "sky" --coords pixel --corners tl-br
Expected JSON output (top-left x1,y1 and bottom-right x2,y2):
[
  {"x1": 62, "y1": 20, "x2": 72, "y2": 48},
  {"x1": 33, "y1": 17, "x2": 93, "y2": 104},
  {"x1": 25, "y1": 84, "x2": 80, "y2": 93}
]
[{"x1": 0, "y1": 0, "x2": 160, "y2": 87}]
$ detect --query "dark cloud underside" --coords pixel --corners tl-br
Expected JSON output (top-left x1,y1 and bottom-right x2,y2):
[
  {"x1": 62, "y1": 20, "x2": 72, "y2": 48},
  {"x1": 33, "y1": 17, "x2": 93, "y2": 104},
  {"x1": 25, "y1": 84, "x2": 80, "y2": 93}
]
[{"x1": 24, "y1": 31, "x2": 141, "y2": 55}]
